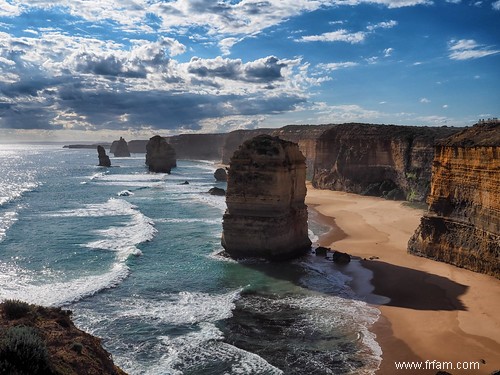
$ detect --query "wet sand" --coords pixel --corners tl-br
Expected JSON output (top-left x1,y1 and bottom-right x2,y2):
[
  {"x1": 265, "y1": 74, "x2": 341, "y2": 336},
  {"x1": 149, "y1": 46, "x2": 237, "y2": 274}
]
[{"x1": 306, "y1": 185, "x2": 500, "y2": 374}]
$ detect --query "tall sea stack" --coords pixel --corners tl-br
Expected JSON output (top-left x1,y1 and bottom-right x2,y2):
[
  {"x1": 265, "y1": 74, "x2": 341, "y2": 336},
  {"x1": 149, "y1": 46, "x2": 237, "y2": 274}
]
[
  {"x1": 408, "y1": 122, "x2": 500, "y2": 278},
  {"x1": 97, "y1": 145, "x2": 111, "y2": 167},
  {"x1": 145, "y1": 135, "x2": 177, "y2": 173},
  {"x1": 113, "y1": 137, "x2": 131, "y2": 157},
  {"x1": 222, "y1": 134, "x2": 311, "y2": 260}
]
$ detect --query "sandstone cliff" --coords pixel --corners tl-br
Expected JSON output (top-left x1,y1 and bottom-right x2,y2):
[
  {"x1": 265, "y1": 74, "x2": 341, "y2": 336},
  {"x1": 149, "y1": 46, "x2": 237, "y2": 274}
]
[
  {"x1": 312, "y1": 123, "x2": 460, "y2": 201},
  {"x1": 222, "y1": 135, "x2": 311, "y2": 260},
  {"x1": 408, "y1": 123, "x2": 500, "y2": 278},
  {"x1": 166, "y1": 133, "x2": 226, "y2": 160},
  {"x1": 112, "y1": 137, "x2": 131, "y2": 157},
  {"x1": 127, "y1": 140, "x2": 148, "y2": 153},
  {"x1": 145, "y1": 135, "x2": 177, "y2": 173},
  {"x1": 0, "y1": 300, "x2": 126, "y2": 375},
  {"x1": 97, "y1": 145, "x2": 111, "y2": 167}
]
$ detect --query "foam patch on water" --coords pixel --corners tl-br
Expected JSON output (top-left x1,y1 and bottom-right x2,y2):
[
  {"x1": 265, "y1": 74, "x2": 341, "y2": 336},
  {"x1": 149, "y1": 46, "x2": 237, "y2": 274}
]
[
  {"x1": 111, "y1": 322, "x2": 283, "y2": 375},
  {"x1": 0, "y1": 210, "x2": 18, "y2": 242},
  {"x1": 0, "y1": 262, "x2": 129, "y2": 307},
  {"x1": 155, "y1": 217, "x2": 221, "y2": 225}
]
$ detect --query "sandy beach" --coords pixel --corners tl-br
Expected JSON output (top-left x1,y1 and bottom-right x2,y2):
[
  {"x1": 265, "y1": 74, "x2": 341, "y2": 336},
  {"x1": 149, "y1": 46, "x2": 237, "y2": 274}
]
[{"x1": 305, "y1": 185, "x2": 500, "y2": 375}]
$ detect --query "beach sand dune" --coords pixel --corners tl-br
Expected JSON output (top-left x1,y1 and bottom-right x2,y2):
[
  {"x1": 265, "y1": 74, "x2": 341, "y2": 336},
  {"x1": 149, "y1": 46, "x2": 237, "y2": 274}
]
[{"x1": 306, "y1": 185, "x2": 500, "y2": 375}]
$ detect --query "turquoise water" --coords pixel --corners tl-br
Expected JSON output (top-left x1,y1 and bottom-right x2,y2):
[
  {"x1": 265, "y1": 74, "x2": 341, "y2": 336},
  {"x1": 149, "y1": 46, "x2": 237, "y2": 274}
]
[{"x1": 0, "y1": 144, "x2": 380, "y2": 374}]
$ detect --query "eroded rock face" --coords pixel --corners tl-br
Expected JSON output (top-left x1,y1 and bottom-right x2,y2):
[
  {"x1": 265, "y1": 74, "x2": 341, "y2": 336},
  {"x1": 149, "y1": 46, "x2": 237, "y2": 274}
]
[
  {"x1": 408, "y1": 123, "x2": 500, "y2": 278},
  {"x1": 97, "y1": 145, "x2": 111, "y2": 167},
  {"x1": 222, "y1": 134, "x2": 311, "y2": 260},
  {"x1": 312, "y1": 123, "x2": 460, "y2": 202},
  {"x1": 113, "y1": 137, "x2": 131, "y2": 157},
  {"x1": 145, "y1": 135, "x2": 177, "y2": 173}
]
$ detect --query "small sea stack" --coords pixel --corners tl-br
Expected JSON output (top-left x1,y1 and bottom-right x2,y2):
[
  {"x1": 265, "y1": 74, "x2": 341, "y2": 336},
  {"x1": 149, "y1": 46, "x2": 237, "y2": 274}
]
[
  {"x1": 145, "y1": 135, "x2": 177, "y2": 173},
  {"x1": 214, "y1": 168, "x2": 228, "y2": 181},
  {"x1": 113, "y1": 137, "x2": 131, "y2": 157},
  {"x1": 222, "y1": 134, "x2": 311, "y2": 260},
  {"x1": 97, "y1": 145, "x2": 111, "y2": 167}
]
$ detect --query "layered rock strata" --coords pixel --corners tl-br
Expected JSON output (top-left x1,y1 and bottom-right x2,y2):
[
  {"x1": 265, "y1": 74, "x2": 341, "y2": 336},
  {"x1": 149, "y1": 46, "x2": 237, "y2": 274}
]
[
  {"x1": 408, "y1": 123, "x2": 500, "y2": 278},
  {"x1": 222, "y1": 135, "x2": 311, "y2": 260},
  {"x1": 112, "y1": 137, "x2": 131, "y2": 157},
  {"x1": 312, "y1": 123, "x2": 460, "y2": 201},
  {"x1": 145, "y1": 135, "x2": 177, "y2": 173},
  {"x1": 97, "y1": 145, "x2": 111, "y2": 167}
]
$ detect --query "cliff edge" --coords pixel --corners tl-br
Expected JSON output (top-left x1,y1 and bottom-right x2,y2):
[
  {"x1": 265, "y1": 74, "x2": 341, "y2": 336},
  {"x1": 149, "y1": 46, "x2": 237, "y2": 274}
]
[
  {"x1": 222, "y1": 135, "x2": 311, "y2": 260},
  {"x1": 312, "y1": 123, "x2": 460, "y2": 201},
  {"x1": 0, "y1": 300, "x2": 126, "y2": 375},
  {"x1": 408, "y1": 123, "x2": 500, "y2": 278}
]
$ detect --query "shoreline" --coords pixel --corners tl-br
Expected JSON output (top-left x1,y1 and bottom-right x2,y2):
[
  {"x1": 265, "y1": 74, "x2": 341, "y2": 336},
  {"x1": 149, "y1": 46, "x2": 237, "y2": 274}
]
[{"x1": 305, "y1": 185, "x2": 500, "y2": 375}]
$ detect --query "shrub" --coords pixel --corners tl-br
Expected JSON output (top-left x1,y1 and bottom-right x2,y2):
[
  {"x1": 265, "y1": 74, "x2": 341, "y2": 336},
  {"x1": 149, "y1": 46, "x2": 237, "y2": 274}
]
[
  {"x1": 0, "y1": 326, "x2": 53, "y2": 375},
  {"x1": 1, "y1": 300, "x2": 31, "y2": 320}
]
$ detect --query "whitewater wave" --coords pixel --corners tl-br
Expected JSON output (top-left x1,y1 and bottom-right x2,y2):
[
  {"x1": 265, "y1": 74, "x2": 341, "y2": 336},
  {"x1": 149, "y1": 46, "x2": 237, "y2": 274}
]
[
  {"x1": 2, "y1": 198, "x2": 156, "y2": 306},
  {"x1": 0, "y1": 262, "x2": 129, "y2": 307}
]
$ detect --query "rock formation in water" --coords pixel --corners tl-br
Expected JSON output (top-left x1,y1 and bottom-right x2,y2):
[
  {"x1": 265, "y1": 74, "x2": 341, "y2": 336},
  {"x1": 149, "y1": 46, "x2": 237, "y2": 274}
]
[
  {"x1": 222, "y1": 134, "x2": 311, "y2": 260},
  {"x1": 145, "y1": 135, "x2": 177, "y2": 173},
  {"x1": 112, "y1": 137, "x2": 131, "y2": 157},
  {"x1": 208, "y1": 187, "x2": 226, "y2": 196},
  {"x1": 312, "y1": 123, "x2": 460, "y2": 202},
  {"x1": 214, "y1": 168, "x2": 228, "y2": 181},
  {"x1": 0, "y1": 300, "x2": 127, "y2": 375},
  {"x1": 97, "y1": 145, "x2": 111, "y2": 167},
  {"x1": 408, "y1": 122, "x2": 500, "y2": 278}
]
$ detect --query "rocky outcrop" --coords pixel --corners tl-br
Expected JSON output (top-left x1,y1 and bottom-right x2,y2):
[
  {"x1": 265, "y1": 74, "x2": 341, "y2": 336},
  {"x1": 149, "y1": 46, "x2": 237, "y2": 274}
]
[
  {"x1": 408, "y1": 123, "x2": 500, "y2": 278},
  {"x1": 208, "y1": 187, "x2": 226, "y2": 196},
  {"x1": 214, "y1": 168, "x2": 228, "y2": 181},
  {"x1": 312, "y1": 123, "x2": 460, "y2": 201},
  {"x1": 145, "y1": 135, "x2": 177, "y2": 173},
  {"x1": 97, "y1": 145, "x2": 111, "y2": 167},
  {"x1": 222, "y1": 135, "x2": 311, "y2": 260},
  {"x1": 0, "y1": 300, "x2": 126, "y2": 375},
  {"x1": 112, "y1": 137, "x2": 131, "y2": 157}
]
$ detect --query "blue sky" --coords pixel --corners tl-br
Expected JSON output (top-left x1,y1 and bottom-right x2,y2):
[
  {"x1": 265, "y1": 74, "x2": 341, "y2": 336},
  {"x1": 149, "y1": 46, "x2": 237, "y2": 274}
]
[{"x1": 0, "y1": 0, "x2": 499, "y2": 141}]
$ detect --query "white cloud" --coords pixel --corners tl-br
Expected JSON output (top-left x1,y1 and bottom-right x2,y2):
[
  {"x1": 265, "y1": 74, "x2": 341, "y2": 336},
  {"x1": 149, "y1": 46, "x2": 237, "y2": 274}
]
[
  {"x1": 448, "y1": 39, "x2": 500, "y2": 60},
  {"x1": 366, "y1": 20, "x2": 397, "y2": 31},
  {"x1": 296, "y1": 29, "x2": 366, "y2": 43},
  {"x1": 493, "y1": 0, "x2": 500, "y2": 10},
  {"x1": 317, "y1": 62, "x2": 359, "y2": 71},
  {"x1": 442, "y1": 104, "x2": 448, "y2": 108},
  {"x1": 0, "y1": 0, "x2": 21, "y2": 17},
  {"x1": 219, "y1": 38, "x2": 239, "y2": 56},
  {"x1": 312, "y1": 102, "x2": 383, "y2": 123},
  {"x1": 420, "y1": 98, "x2": 430, "y2": 103},
  {"x1": 383, "y1": 47, "x2": 394, "y2": 57}
]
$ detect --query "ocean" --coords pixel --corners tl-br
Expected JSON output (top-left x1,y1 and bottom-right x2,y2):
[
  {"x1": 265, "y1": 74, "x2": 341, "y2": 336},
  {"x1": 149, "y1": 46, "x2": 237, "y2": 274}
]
[{"x1": 0, "y1": 144, "x2": 381, "y2": 375}]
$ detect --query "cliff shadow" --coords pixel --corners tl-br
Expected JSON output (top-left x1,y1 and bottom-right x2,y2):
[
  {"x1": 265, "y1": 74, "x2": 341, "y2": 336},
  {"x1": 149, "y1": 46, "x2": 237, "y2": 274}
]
[
  {"x1": 228, "y1": 256, "x2": 468, "y2": 312},
  {"x1": 361, "y1": 259, "x2": 468, "y2": 311}
]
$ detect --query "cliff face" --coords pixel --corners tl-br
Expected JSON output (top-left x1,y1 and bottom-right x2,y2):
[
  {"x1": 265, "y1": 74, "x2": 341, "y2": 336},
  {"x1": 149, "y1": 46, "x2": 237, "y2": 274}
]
[
  {"x1": 221, "y1": 125, "x2": 332, "y2": 180},
  {"x1": 97, "y1": 146, "x2": 111, "y2": 167},
  {"x1": 222, "y1": 135, "x2": 311, "y2": 260},
  {"x1": 408, "y1": 123, "x2": 500, "y2": 278},
  {"x1": 166, "y1": 133, "x2": 226, "y2": 160},
  {"x1": 112, "y1": 137, "x2": 131, "y2": 157},
  {"x1": 0, "y1": 300, "x2": 126, "y2": 375},
  {"x1": 312, "y1": 123, "x2": 460, "y2": 201},
  {"x1": 145, "y1": 135, "x2": 177, "y2": 173}
]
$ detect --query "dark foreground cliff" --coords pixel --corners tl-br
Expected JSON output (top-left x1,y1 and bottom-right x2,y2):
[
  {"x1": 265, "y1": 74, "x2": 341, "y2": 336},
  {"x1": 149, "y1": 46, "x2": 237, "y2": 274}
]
[
  {"x1": 312, "y1": 123, "x2": 460, "y2": 201},
  {"x1": 0, "y1": 300, "x2": 126, "y2": 375},
  {"x1": 408, "y1": 123, "x2": 500, "y2": 278}
]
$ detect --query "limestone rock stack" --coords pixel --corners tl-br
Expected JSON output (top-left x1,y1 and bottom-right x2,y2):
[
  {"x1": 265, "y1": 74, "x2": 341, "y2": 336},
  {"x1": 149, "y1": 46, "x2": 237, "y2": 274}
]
[
  {"x1": 408, "y1": 122, "x2": 500, "y2": 278},
  {"x1": 97, "y1": 145, "x2": 111, "y2": 167},
  {"x1": 145, "y1": 135, "x2": 177, "y2": 173},
  {"x1": 222, "y1": 134, "x2": 311, "y2": 260},
  {"x1": 113, "y1": 137, "x2": 131, "y2": 157}
]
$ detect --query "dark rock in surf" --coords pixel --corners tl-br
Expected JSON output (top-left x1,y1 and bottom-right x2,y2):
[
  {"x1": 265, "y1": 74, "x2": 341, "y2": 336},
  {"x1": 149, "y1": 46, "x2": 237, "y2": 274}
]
[
  {"x1": 214, "y1": 168, "x2": 228, "y2": 181},
  {"x1": 145, "y1": 135, "x2": 177, "y2": 173},
  {"x1": 113, "y1": 137, "x2": 131, "y2": 157},
  {"x1": 97, "y1": 145, "x2": 111, "y2": 167},
  {"x1": 331, "y1": 251, "x2": 351, "y2": 264},
  {"x1": 209, "y1": 187, "x2": 226, "y2": 196}
]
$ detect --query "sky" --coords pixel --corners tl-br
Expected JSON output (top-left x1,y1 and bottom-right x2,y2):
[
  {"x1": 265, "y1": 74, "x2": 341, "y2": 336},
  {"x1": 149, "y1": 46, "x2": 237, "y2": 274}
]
[{"x1": 0, "y1": 0, "x2": 499, "y2": 142}]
